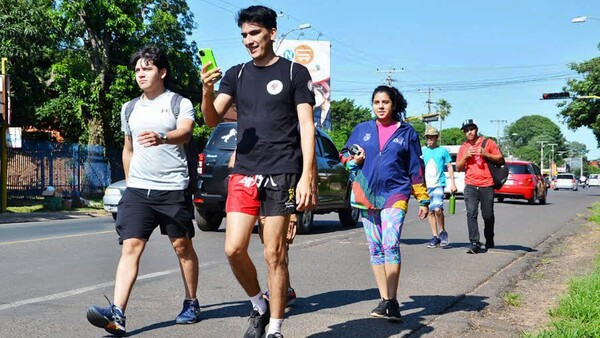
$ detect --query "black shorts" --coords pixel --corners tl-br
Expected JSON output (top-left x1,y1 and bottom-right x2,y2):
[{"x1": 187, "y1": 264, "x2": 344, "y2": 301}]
[{"x1": 115, "y1": 188, "x2": 195, "y2": 244}]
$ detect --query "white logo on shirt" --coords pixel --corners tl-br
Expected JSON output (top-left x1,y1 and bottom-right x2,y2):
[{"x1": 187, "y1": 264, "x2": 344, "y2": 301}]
[
  {"x1": 267, "y1": 80, "x2": 284, "y2": 95},
  {"x1": 392, "y1": 137, "x2": 405, "y2": 146},
  {"x1": 363, "y1": 133, "x2": 371, "y2": 142}
]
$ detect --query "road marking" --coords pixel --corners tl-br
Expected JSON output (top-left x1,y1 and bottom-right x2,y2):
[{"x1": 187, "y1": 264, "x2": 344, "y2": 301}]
[
  {"x1": 0, "y1": 269, "x2": 181, "y2": 311},
  {"x1": 0, "y1": 227, "x2": 365, "y2": 311},
  {"x1": 0, "y1": 231, "x2": 115, "y2": 246}
]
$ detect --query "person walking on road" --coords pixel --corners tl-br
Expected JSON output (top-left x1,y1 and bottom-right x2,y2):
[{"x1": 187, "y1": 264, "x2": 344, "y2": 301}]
[
  {"x1": 340, "y1": 85, "x2": 429, "y2": 322},
  {"x1": 456, "y1": 119, "x2": 505, "y2": 254},
  {"x1": 86, "y1": 45, "x2": 201, "y2": 336},
  {"x1": 422, "y1": 126, "x2": 457, "y2": 248},
  {"x1": 200, "y1": 5, "x2": 316, "y2": 338}
]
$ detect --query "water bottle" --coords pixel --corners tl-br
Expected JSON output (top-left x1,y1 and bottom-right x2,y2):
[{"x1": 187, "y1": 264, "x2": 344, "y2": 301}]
[{"x1": 449, "y1": 193, "x2": 456, "y2": 215}]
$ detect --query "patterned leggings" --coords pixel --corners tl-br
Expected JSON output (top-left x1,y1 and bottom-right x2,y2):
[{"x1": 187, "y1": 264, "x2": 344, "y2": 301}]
[{"x1": 361, "y1": 208, "x2": 405, "y2": 265}]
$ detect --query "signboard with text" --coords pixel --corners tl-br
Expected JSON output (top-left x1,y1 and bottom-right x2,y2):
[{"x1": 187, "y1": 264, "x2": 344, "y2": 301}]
[{"x1": 277, "y1": 40, "x2": 331, "y2": 130}]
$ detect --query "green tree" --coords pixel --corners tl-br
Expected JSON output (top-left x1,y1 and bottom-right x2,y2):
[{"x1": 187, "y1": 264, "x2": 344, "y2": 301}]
[
  {"x1": 566, "y1": 141, "x2": 588, "y2": 158},
  {"x1": 434, "y1": 99, "x2": 452, "y2": 143},
  {"x1": 504, "y1": 115, "x2": 568, "y2": 163},
  {"x1": 328, "y1": 98, "x2": 371, "y2": 149},
  {"x1": 40, "y1": 0, "x2": 201, "y2": 147},
  {"x1": 440, "y1": 127, "x2": 464, "y2": 145},
  {"x1": 558, "y1": 55, "x2": 600, "y2": 146},
  {"x1": 0, "y1": 0, "x2": 59, "y2": 130},
  {"x1": 434, "y1": 99, "x2": 452, "y2": 120}
]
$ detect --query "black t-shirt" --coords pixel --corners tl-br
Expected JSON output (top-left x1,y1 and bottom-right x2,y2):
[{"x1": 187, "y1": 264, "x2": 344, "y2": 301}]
[{"x1": 219, "y1": 57, "x2": 315, "y2": 175}]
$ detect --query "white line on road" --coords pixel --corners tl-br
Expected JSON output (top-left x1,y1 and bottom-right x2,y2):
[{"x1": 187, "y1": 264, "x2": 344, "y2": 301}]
[
  {"x1": 0, "y1": 231, "x2": 115, "y2": 245},
  {"x1": 0, "y1": 269, "x2": 180, "y2": 311},
  {"x1": 0, "y1": 225, "x2": 369, "y2": 312}
]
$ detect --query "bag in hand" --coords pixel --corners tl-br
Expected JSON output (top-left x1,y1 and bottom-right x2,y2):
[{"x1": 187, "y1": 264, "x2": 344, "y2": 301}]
[{"x1": 482, "y1": 139, "x2": 509, "y2": 189}]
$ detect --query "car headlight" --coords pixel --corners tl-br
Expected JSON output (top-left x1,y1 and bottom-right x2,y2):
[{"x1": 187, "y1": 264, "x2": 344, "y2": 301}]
[{"x1": 104, "y1": 188, "x2": 121, "y2": 196}]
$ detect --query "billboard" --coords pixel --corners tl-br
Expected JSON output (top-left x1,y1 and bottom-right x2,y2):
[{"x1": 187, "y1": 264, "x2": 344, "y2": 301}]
[{"x1": 277, "y1": 40, "x2": 331, "y2": 130}]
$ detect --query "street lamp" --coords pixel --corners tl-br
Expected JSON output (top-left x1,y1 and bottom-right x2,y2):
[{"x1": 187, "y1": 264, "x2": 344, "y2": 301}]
[
  {"x1": 275, "y1": 23, "x2": 312, "y2": 52},
  {"x1": 571, "y1": 16, "x2": 600, "y2": 23}
]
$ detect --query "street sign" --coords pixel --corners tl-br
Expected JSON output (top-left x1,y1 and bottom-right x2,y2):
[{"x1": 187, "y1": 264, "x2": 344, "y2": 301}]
[{"x1": 422, "y1": 113, "x2": 439, "y2": 122}]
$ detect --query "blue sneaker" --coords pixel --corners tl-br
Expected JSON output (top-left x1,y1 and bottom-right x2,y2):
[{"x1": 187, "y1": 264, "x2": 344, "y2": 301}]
[
  {"x1": 86, "y1": 299, "x2": 126, "y2": 336},
  {"x1": 439, "y1": 230, "x2": 449, "y2": 247},
  {"x1": 176, "y1": 299, "x2": 202, "y2": 324},
  {"x1": 426, "y1": 236, "x2": 441, "y2": 248},
  {"x1": 263, "y1": 288, "x2": 297, "y2": 306}
]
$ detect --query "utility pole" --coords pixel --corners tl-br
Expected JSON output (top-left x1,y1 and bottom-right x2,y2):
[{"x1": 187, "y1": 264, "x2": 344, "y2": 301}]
[
  {"x1": 490, "y1": 119, "x2": 507, "y2": 148},
  {"x1": 376, "y1": 68, "x2": 403, "y2": 87},
  {"x1": 423, "y1": 88, "x2": 437, "y2": 115},
  {"x1": 536, "y1": 141, "x2": 547, "y2": 174},
  {"x1": 547, "y1": 143, "x2": 557, "y2": 176},
  {"x1": 1, "y1": 58, "x2": 8, "y2": 213}
]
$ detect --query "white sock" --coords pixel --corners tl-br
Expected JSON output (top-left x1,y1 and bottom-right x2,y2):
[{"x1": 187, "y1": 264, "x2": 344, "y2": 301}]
[
  {"x1": 267, "y1": 318, "x2": 283, "y2": 335},
  {"x1": 249, "y1": 292, "x2": 268, "y2": 315}
]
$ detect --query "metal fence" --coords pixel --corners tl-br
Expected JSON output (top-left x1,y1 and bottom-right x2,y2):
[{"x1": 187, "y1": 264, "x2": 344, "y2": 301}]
[{"x1": 6, "y1": 141, "x2": 122, "y2": 198}]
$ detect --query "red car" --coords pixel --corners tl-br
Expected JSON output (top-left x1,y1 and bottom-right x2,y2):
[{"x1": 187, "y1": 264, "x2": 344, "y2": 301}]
[{"x1": 495, "y1": 160, "x2": 548, "y2": 204}]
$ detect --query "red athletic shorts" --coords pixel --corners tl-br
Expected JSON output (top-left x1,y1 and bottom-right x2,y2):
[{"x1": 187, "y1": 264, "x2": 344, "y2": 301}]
[{"x1": 226, "y1": 173, "x2": 298, "y2": 216}]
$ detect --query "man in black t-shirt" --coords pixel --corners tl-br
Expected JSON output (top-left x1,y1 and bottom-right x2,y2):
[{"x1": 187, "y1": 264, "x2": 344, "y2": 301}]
[{"x1": 201, "y1": 5, "x2": 315, "y2": 338}]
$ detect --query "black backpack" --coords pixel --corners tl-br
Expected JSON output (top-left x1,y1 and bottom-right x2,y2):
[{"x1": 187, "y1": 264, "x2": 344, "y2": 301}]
[
  {"x1": 482, "y1": 138, "x2": 508, "y2": 189},
  {"x1": 123, "y1": 93, "x2": 199, "y2": 198}
]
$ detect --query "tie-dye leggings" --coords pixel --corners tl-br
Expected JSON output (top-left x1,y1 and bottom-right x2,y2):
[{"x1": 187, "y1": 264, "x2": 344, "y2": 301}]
[{"x1": 361, "y1": 208, "x2": 406, "y2": 265}]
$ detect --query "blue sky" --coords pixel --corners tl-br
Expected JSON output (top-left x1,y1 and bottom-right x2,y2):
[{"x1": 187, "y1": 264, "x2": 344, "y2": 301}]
[{"x1": 189, "y1": 0, "x2": 600, "y2": 159}]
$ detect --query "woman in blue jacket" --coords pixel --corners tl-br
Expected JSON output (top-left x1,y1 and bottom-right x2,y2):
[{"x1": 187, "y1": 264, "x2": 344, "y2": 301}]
[{"x1": 340, "y1": 85, "x2": 429, "y2": 321}]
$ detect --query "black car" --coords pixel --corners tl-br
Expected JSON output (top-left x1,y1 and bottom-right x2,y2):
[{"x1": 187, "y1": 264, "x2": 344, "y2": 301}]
[{"x1": 193, "y1": 122, "x2": 358, "y2": 233}]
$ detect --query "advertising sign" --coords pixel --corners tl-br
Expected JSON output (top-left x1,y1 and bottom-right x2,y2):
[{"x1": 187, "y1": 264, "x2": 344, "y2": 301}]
[{"x1": 277, "y1": 40, "x2": 331, "y2": 130}]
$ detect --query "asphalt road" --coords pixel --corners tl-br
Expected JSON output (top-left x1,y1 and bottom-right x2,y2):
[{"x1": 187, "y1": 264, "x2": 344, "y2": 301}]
[{"x1": 1, "y1": 188, "x2": 599, "y2": 337}]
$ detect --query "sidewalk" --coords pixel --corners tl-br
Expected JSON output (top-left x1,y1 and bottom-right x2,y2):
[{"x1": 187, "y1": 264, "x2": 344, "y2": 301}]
[{"x1": 0, "y1": 210, "x2": 110, "y2": 224}]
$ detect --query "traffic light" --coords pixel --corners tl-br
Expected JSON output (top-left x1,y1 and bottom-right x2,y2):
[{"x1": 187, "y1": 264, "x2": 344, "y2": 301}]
[{"x1": 542, "y1": 92, "x2": 570, "y2": 100}]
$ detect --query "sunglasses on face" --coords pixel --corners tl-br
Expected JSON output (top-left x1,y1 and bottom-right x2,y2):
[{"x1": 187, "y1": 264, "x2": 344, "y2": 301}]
[{"x1": 463, "y1": 127, "x2": 476, "y2": 133}]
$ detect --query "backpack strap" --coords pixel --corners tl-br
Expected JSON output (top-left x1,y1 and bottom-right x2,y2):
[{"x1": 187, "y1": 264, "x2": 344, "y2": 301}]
[
  {"x1": 289, "y1": 60, "x2": 295, "y2": 81},
  {"x1": 237, "y1": 62, "x2": 247, "y2": 78},
  {"x1": 170, "y1": 92, "x2": 184, "y2": 120},
  {"x1": 124, "y1": 96, "x2": 141, "y2": 135}
]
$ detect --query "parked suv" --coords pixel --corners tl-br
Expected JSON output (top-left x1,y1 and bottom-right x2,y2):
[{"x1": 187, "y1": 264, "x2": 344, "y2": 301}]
[
  {"x1": 494, "y1": 160, "x2": 547, "y2": 204},
  {"x1": 193, "y1": 122, "x2": 358, "y2": 234}
]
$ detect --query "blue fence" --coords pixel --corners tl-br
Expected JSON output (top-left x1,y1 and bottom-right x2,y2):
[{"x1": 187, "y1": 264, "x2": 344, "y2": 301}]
[{"x1": 6, "y1": 141, "x2": 121, "y2": 198}]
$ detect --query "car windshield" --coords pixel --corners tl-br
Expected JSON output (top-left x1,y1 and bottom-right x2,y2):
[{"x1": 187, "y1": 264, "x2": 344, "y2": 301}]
[
  {"x1": 206, "y1": 125, "x2": 237, "y2": 150},
  {"x1": 508, "y1": 163, "x2": 529, "y2": 175},
  {"x1": 556, "y1": 174, "x2": 573, "y2": 179}
]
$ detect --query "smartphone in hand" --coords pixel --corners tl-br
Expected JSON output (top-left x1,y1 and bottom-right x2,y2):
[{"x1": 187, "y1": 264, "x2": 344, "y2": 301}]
[{"x1": 199, "y1": 48, "x2": 218, "y2": 72}]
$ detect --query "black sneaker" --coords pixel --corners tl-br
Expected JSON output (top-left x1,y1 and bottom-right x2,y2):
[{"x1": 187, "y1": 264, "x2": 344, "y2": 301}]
[
  {"x1": 266, "y1": 333, "x2": 284, "y2": 338},
  {"x1": 486, "y1": 239, "x2": 495, "y2": 249},
  {"x1": 370, "y1": 298, "x2": 388, "y2": 318},
  {"x1": 386, "y1": 299, "x2": 402, "y2": 322},
  {"x1": 243, "y1": 306, "x2": 270, "y2": 338},
  {"x1": 86, "y1": 297, "x2": 126, "y2": 336},
  {"x1": 467, "y1": 242, "x2": 481, "y2": 254}
]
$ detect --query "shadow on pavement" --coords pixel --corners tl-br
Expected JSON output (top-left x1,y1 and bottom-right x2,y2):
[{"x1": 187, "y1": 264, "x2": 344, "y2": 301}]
[{"x1": 305, "y1": 294, "x2": 489, "y2": 338}]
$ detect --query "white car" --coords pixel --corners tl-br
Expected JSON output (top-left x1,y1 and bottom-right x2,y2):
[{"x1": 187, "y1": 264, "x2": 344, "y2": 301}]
[
  {"x1": 554, "y1": 173, "x2": 578, "y2": 191},
  {"x1": 103, "y1": 180, "x2": 126, "y2": 220},
  {"x1": 588, "y1": 174, "x2": 599, "y2": 187}
]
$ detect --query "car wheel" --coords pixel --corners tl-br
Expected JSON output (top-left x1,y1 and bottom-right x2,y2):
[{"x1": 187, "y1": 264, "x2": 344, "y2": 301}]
[
  {"x1": 194, "y1": 208, "x2": 223, "y2": 231},
  {"x1": 296, "y1": 210, "x2": 314, "y2": 234},
  {"x1": 539, "y1": 190, "x2": 547, "y2": 205},
  {"x1": 527, "y1": 189, "x2": 537, "y2": 204},
  {"x1": 338, "y1": 206, "x2": 358, "y2": 228},
  {"x1": 497, "y1": 197, "x2": 504, "y2": 203},
  {"x1": 112, "y1": 213, "x2": 117, "y2": 221}
]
